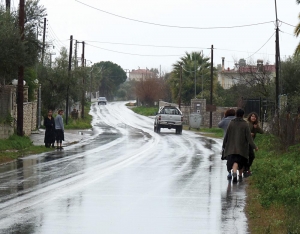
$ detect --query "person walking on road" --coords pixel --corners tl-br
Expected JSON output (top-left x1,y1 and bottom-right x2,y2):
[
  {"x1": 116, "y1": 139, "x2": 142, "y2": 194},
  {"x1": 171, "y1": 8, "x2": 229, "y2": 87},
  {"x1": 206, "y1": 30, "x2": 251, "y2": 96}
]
[
  {"x1": 222, "y1": 109, "x2": 258, "y2": 183},
  {"x1": 218, "y1": 108, "x2": 236, "y2": 179},
  {"x1": 44, "y1": 109, "x2": 56, "y2": 148},
  {"x1": 243, "y1": 112, "x2": 264, "y2": 177},
  {"x1": 55, "y1": 109, "x2": 64, "y2": 150},
  {"x1": 218, "y1": 108, "x2": 236, "y2": 137}
]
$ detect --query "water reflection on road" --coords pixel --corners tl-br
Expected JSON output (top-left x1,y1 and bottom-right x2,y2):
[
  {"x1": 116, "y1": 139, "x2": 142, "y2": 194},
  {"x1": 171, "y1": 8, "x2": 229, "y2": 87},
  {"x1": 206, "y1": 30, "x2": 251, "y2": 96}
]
[{"x1": 0, "y1": 102, "x2": 249, "y2": 234}]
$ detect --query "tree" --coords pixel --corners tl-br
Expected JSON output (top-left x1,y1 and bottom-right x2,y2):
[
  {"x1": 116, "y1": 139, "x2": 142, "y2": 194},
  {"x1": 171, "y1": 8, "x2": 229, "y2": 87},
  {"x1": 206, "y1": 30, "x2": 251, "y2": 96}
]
[
  {"x1": 280, "y1": 56, "x2": 300, "y2": 112},
  {"x1": 0, "y1": 0, "x2": 46, "y2": 84},
  {"x1": 169, "y1": 51, "x2": 213, "y2": 105},
  {"x1": 135, "y1": 77, "x2": 163, "y2": 106},
  {"x1": 38, "y1": 47, "x2": 78, "y2": 113},
  {"x1": 93, "y1": 61, "x2": 127, "y2": 100},
  {"x1": 295, "y1": 0, "x2": 300, "y2": 55}
]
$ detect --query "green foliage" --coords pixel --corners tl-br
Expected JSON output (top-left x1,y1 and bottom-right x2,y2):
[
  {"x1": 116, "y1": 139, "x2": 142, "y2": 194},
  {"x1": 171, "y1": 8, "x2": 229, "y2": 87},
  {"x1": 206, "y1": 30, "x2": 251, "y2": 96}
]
[
  {"x1": 130, "y1": 106, "x2": 159, "y2": 116},
  {"x1": 24, "y1": 67, "x2": 38, "y2": 101},
  {"x1": 281, "y1": 56, "x2": 300, "y2": 112},
  {"x1": 0, "y1": 114, "x2": 13, "y2": 124},
  {"x1": 117, "y1": 79, "x2": 137, "y2": 100},
  {"x1": 0, "y1": 134, "x2": 32, "y2": 151},
  {"x1": 193, "y1": 127, "x2": 223, "y2": 138},
  {"x1": 64, "y1": 105, "x2": 92, "y2": 129},
  {"x1": 93, "y1": 61, "x2": 127, "y2": 100},
  {"x1": 0, "y1": 1, "x2": 46, "y2": 84},
  {"x1": 251, "y1": 133, "x2": 300, "y2": 231},
  {"x1": 169, "y1": 51, "x2": 215, "y2": 105}
]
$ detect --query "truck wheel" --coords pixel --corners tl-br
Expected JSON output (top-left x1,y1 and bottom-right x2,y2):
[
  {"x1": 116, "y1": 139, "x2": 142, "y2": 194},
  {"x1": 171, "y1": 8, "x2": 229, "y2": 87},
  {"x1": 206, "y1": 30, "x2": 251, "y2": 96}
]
[
  {"x1": 154, "y1": 126, "x2": 156, "y2": 132},
  {"x1": 179, "y1": 126, "x2": 183, "y2": 135},
  {"x1": 157, "y1": 125, "x2": 161, "y2": 133}
]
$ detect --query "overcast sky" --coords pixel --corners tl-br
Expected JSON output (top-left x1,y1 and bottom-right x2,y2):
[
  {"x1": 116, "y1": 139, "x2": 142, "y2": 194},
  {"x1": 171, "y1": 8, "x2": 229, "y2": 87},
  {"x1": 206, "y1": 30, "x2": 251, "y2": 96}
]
[{"x1": 14, "y1": 0, "x2": 300, "y2": 73}]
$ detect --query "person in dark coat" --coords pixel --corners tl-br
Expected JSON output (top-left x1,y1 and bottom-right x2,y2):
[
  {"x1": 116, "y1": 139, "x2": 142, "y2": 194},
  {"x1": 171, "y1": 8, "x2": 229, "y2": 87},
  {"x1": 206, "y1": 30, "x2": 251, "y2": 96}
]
[
  {"x1": 243, "y1": 112, "x2": 264, "y2": 177},
  {"x1": 218, "y1": 108, "x2": 236, "y2": 179},
  {"x1": 44, "y1": 109, "x2": 56, "y2": 148},
  {"x1": 222, "y1": 109, "x2": 258, "y2": 183},
  {"x1": 55, "y1": 109, "x2": 64, "y2": 149}
]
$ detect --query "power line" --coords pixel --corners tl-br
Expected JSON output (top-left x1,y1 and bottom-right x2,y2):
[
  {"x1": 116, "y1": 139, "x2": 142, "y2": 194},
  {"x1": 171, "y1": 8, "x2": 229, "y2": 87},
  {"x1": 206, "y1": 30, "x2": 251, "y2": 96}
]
[
  {"x1": 78, "y1": 39, "x2": 277, "y2": 57},
  {"x1": 80, "y1": 40, "x2": 207, "y2": 49},
  {"x1": 86, "y1": 43, "x2": 184, "y2": 57},
  {"x1": 75, "y1": 0, "x2": 274, "y2": 30},
  {"x1": 280, "y1": 20, "x2": 296, "y2": 28},
  {"x1": 245, "y1": 32, "x2": 275, "y2": 60}
]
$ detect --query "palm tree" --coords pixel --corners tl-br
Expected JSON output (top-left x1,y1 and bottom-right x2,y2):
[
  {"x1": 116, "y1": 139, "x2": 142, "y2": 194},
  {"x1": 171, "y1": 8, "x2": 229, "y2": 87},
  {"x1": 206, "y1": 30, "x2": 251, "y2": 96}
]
[{"x1": 169, "y1": 51, "x2": 210, "y2": 104}]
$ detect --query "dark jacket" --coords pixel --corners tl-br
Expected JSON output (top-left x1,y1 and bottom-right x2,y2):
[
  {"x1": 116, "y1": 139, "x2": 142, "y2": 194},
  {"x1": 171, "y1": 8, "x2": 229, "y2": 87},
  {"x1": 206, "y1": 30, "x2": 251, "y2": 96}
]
[
  {"x1": 248, "y1": 122, "x2": 263, "y2": 140},
  {"x1": 222, "y1": 117, "x2": 257, "y2": 159},
  {"x1": 44, "y1": 116, "x2": 56, "y2": 143}
]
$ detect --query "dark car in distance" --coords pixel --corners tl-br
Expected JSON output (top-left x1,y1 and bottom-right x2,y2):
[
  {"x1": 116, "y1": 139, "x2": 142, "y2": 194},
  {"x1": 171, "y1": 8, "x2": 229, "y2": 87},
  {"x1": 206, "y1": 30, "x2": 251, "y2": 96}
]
[{"x1": 98, "y1": 97, "x2": 107, "y2": 105}]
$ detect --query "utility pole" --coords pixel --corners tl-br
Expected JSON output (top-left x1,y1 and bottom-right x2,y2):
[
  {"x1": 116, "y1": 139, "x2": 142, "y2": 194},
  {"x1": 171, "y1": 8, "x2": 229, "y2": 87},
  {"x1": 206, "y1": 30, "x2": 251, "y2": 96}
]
[
  {"x1": 6, "y1": 0, "x2": 10, "y2": 11},
  {"x1": 81, "y1": 41, "x2": 85, "y2": 119},
  {"x1": 74, "y1": 40, "x2": 78, "y2": 68},
  {"x1": 274, "y1": 0, "x2": 280, "y2": 111},
  {"x1": 179, "y1": 65, "x2": 182, "y2": 109},
  {"x1": 201, "y1": 50, "x2": 204, "y2": 99},
  {"x1": 209, "y1": 45, "x2": 214, "y2": 128},
  {"x1": 17, "y1": 0, "x2": 25, "y2": 136},
  {"x1": 41, "y1": 18, "x2": 46, "y2": 65},
  {"x1": 66, "y1": 35, "x2": 73, "y2": 125},
  {"x1": 194, "y1": 59, "x2": 197, "y2": 99}
]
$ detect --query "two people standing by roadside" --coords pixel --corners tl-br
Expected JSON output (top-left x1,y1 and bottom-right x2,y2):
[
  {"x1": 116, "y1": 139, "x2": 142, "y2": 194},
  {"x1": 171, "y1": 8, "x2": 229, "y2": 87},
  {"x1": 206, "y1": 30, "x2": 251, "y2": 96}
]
[
  {"x1": 221, "y1": 109, "x2": 259, "y2": 183},
  {"x1": 44, "y1": 109, "x2": 65, "y2": 149}
]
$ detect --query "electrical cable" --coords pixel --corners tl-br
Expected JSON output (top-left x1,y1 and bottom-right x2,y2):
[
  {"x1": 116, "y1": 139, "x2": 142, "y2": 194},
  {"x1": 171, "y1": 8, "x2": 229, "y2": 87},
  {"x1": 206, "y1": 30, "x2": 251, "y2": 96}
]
[
  {"x1": 86, "y1": 43, "x2": 184, "y2": 57},
  {"x1": 245, "y1": 32, "x2": 275, "y2": 60},
  {"x1": 78, "y1": 39, "x2": 277, "y2": 57},
  {"x1": 75, "y1": 0, "x2": 274, "y2": 30},
  {"x1": 280, "y1": 20, "x2": 296, "y2": 28},
  {"x1": 81, "y1": 40, "x2": 207, "y2": 49}
]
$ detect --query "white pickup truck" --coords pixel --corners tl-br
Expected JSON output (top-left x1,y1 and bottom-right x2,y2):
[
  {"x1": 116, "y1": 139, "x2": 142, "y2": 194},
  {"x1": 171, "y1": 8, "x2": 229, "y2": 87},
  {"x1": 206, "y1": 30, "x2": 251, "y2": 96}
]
[{"x1": 154, "y1": 106, "x2": 183, "y2": 134}]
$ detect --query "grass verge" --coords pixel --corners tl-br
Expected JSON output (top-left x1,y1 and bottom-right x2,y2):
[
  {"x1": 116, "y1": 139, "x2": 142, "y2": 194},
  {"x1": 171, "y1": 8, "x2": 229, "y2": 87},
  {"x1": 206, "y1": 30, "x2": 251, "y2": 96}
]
[
  {"x1": 0, "y1": 134, "x2": 52, "y2": 164},
  {"x1": 130, "y1": 106, "x2": 159, "y2": 116},
  {"x1": 183, "y1": 125, "x2": 223, "y2": 138},
  {"x1": 64, "y1": 104, "x2": 92, "y2": 129},
  {"x1": 246, "y1": 134, "x2": 300, "y2": 233}
]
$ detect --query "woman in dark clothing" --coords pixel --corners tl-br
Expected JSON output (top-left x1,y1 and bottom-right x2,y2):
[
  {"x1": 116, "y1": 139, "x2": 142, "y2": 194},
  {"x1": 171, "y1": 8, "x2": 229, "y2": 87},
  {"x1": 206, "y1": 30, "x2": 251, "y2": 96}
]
[
  {"x1": 222, "y1": 109, "x2": 258, "y2": 183},
  {"x1": 44, "y1": 110, "x2": 56, "y2": 148},
  {"x1": 243, "y1": 112, "x2": 264, "y2": 177}
]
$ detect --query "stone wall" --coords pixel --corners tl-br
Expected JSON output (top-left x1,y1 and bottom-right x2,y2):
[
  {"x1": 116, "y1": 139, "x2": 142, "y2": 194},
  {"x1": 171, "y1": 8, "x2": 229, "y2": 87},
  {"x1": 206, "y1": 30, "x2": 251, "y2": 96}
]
[
  {"x1": 22, "y1": 101, "x2": 37, "y2": 136},
  {"x1": 0, "y1": 124, "x2": 14, "y2": 139},
  {"x1": 0, "y1": 85, "x2": 37, "y2": 137}
]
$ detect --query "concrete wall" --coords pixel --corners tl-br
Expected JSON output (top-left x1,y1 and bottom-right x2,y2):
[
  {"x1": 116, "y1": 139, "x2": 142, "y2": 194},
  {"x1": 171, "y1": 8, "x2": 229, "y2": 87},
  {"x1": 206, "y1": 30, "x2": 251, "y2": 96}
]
[{"x1": 0, "y1": 124, "x2": 14, "y2": 139}]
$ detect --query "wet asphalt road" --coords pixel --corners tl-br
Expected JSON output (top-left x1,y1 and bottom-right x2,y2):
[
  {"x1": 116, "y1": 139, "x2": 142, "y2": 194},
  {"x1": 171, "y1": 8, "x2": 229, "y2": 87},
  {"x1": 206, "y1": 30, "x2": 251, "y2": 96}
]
[{"x1": 0, "y1": 102, "x2": 248, "y2": 234}]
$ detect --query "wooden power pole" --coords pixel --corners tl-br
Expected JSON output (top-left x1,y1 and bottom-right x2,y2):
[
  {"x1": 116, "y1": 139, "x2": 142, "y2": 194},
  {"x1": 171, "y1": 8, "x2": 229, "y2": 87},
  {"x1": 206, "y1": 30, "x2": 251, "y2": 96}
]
[
  {"x1": 66, "y1": 35, "x2": 73, "y2": 125},
  {"x1": 209, "y1": 45, "x2": 214, "y2": 128},
  {"x1": 274, "y1": 0, "x2": 280, "y2": 111},
  {"x1": 17, "y1": 0, "x2": 25, "y2": 136}
]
